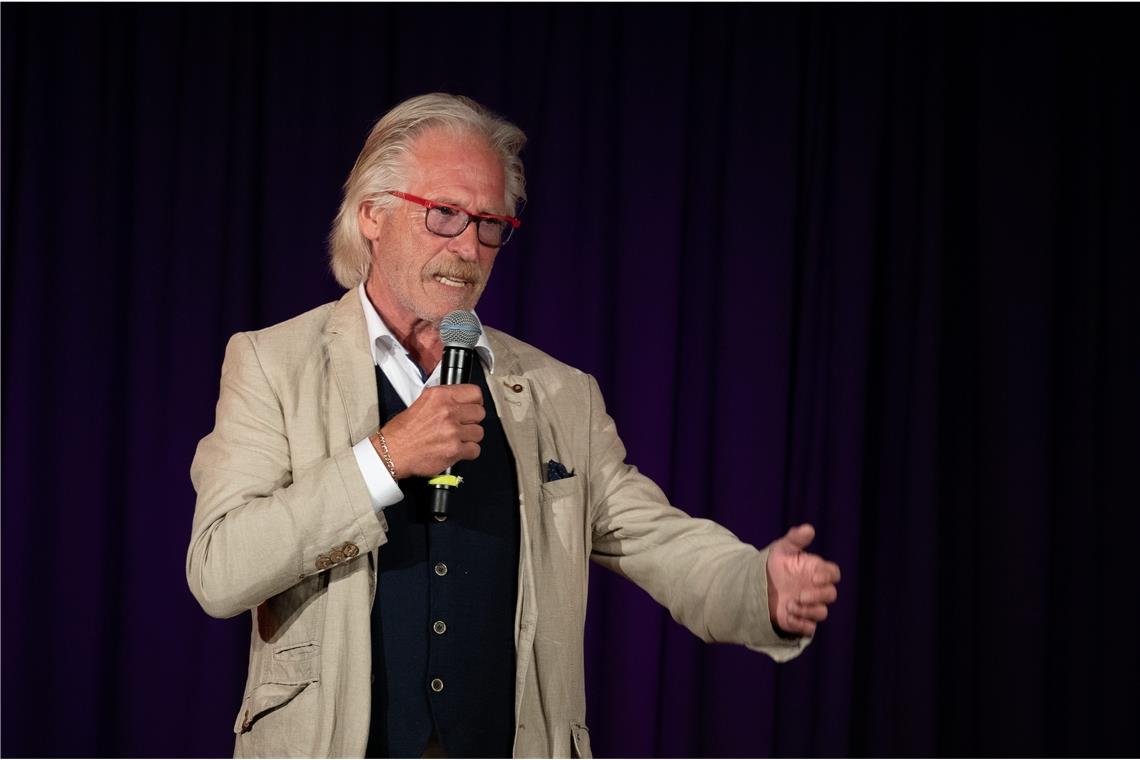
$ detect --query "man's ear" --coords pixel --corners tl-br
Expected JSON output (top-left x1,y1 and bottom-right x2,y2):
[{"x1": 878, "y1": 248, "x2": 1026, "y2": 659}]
[{"x1": 358, "y1": 201, "x2": 383, "y2": 241}]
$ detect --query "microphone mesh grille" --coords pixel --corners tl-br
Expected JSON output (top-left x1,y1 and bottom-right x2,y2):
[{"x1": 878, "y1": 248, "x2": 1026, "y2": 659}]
[{"x1": 439, "y1": 310, "x2": 482, "y2": 349}]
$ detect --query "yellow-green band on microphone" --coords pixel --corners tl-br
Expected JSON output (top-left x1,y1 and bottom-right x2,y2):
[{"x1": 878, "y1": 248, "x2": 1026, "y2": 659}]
[{"x1": 428, "y1": 474, "x2": 463, "y2": 488}]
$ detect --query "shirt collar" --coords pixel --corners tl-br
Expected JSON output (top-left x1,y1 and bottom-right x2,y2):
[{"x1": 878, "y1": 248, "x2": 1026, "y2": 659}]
[{"x1": 356, "y1": 283, "x2": 495, "y2": 374}]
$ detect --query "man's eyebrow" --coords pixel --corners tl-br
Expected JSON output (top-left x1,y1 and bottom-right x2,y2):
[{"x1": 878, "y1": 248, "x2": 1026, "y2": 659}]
[{"x1": 434, "y1": 197, "x2": 506, "y2": 217}]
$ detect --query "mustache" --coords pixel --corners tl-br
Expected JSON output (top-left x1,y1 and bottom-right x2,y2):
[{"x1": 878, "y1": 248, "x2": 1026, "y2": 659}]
[{"x1": 428, "y1": 262, "x2": 484, "y2": 285}]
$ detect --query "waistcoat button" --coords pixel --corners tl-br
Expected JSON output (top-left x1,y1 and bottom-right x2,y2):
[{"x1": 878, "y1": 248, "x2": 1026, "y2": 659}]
[
  {"x1": 434, "y1": 562, "x2": 448, "y2": 576},
  {"x1": 433, "y1": 620, "x2": 447, "y2": 635},
  {"x1": 430, "y1": 678, "x2": 444, "y2": 693}
]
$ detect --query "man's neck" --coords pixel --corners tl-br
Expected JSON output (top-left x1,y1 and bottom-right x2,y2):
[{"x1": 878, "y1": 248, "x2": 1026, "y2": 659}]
[{"x1": 364, "y1": 280, "x2": 442, "y2": 374}]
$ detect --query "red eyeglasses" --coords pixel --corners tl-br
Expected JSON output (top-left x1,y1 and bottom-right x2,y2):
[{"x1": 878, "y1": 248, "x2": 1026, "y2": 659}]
[{"x1": 387, "y1": 191, "x2": 521, "y2": 248}]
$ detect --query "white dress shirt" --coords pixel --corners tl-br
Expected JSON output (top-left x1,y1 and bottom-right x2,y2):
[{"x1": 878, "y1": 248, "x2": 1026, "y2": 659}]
[{"x1": 350, "y1": 283, "x2": 495, "y2": 512}]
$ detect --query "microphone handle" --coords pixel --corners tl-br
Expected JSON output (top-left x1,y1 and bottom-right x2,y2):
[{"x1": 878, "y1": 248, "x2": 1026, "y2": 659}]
[
  {"x1": 439, "y1": 345, "x2": 474, "y2": 386},
  {"x1": 429, "y1": 346, "x2": 475, "y2": 519}
]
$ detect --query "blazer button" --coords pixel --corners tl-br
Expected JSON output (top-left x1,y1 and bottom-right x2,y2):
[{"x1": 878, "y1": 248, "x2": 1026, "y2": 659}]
[
  {"x1": 342, "y1": 543, "x2": 359, "y2": 558},
  {"x1": 430, "y1": 678, "x2": 444, "y2": 693},
  {"x1": 329, "y1": 548, "x2": 346, "y2": 564},
  {"x1": 511, "y1": 383, "x2": 524, "y2": 393},
  {"x1": 433, "y1": 620, "x2": 447, "y2": 635},
  {"x1": 434, "y1": 562, "x2": 448, "y2": 577},
  {"x1": 315, "y1": 555, "x2": 333, "y2": 571}
]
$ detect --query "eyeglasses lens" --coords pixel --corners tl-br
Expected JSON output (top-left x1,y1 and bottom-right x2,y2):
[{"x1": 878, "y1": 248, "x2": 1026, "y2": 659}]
[
  {"x1": 426, "y1": 206, "x2": 511, "y2": 248},
  {"x1": 478, "y1": 220, "x2": 509, "y2": 247},
  {"x1": 426, "y1": 206, "x2": 468, "y2": 236}
]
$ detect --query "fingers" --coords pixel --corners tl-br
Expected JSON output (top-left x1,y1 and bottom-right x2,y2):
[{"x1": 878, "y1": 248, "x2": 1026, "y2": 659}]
[
  {"x1": 783, "y1": 523, "x2": 815, "y2": 551},
  {"x1": 798, "y1": 585, "x2": 838, "y2": 605},
  {"x1": 459, "y1": 423, "x2": 485, "y2": 444},
  {"x1": 439, "y1": 383, "x2": 483, "y2": 404},
  {"x1": 812, "y1": 560, "x2": 841, "y2": 584},
  {"x1": 780, "y1": 611, "x2": 817, "y2": 637},
  {"x1": 417, "y1": 383, "x2": 484, "y2": 408},
  {"x1": 787, "y1": 598, "x2": 829, "y2": 622},
  {"x1": 380, "y1": 384, "x2": 487, "y2": 477},
  {"x1": 455, "y1": 403, "x2": 486, "y2": 425},
  {"x1": 769, "y1": 527, "x2": 839, "y2": 638},
  {"x1": 453, "y1": 420, "x2": 484, "y2": 462}
]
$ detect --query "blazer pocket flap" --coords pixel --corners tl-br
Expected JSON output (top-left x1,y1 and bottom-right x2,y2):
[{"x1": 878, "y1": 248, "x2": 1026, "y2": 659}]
[
  {"x1": 233, "y1": 681, "x2": 314, "y2": 734},
  {"x1": 263, "y1": 640, "x2": 321, "y2": 683}
]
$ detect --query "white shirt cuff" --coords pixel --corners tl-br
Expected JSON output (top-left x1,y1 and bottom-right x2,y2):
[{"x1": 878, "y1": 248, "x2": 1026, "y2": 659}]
[{"x1": 352, "y1": 437, "x2": 405, "y2": 512}]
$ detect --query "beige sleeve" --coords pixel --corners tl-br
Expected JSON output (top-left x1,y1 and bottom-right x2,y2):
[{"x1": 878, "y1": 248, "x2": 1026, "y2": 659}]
[
  {"x1": 187, "y1": 333, "x2": 387, "y2": 619},
  {"x1": 584, "y1": 374, "x2": 808, "y2": 661}
]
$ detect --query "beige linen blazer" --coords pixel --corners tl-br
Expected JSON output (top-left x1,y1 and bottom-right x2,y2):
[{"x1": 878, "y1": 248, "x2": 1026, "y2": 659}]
[{"x1": 188, "y1": 289, "x2": 806, "y2": 758}]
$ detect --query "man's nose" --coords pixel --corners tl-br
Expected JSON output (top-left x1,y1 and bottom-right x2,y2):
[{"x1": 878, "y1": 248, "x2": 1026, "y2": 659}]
[{"x1": 446, "y1": 222, "x2": 481, "y2": 261}]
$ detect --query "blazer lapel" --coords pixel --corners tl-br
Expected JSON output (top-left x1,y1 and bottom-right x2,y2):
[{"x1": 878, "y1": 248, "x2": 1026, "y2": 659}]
[
  {"x1": 485, "y1": 329, "x2": 542, "y2": 516},
  {"x1": 484, "y1": 329, "x2": 541, "y2": 721},
  {"x1": 325, "y1": 289, "x2": 379, "y2": 448},
  {"x1": 325, "y1": 289, "x2": 384, "y2": 605}
]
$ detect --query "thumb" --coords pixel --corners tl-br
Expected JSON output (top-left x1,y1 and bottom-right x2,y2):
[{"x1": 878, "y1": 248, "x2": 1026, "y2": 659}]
[{"x1": 782, "y1": 523, "x2": 815, "y2": 552}]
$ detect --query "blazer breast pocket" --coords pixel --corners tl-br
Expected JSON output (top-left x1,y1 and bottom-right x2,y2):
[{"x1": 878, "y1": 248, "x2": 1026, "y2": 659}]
[
  {"x1": 538, "y1": 474, "x2": 587, "y2": 566},
  {"x1": 539, "y1": 474, "x2": 581, "y2": 501}
]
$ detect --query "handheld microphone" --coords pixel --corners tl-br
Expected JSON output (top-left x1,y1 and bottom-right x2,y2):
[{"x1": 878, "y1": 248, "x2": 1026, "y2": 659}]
[{"x1": 427, "y1": 310, "x2": 483, "y2": 520}]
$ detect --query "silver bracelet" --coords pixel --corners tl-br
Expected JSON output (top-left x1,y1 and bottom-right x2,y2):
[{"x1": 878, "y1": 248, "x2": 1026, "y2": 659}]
[{"x1": 375, "y1": 430, "x2": 397, "y2": 480}]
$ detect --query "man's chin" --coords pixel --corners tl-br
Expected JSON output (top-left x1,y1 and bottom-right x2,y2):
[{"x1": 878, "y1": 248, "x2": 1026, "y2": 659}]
[
  {"x1": 418, "y1": 296, "x2": 480, "y2": 325},
  {"x1": 425, "y1": 285, "x2": 482, "y2": 319}
]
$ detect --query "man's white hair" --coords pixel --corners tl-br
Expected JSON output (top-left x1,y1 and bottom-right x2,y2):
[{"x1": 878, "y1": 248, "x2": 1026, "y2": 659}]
[{"x1": 328, "y1": 93, "x2": 527, "y2": 289}]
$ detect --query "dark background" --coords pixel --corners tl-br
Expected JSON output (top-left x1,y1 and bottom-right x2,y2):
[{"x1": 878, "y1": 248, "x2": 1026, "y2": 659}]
[{"x1": 3, "y1": 4, "x2": 1138, "y2": 757}]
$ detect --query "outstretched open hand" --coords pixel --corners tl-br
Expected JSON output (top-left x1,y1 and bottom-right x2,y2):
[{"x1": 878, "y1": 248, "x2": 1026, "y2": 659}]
[{"x1": 766, "y1": 524, "x2": 841, "y2": 637}]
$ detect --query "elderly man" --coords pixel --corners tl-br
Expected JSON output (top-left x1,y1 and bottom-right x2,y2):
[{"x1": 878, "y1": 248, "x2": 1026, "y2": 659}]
[{"x1": 188, "y1": 93, "x2": 840, "y2": 758}]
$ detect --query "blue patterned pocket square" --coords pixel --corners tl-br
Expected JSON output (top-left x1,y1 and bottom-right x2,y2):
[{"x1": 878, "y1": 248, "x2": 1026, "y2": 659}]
[{"x1": 545, "y1": 459, "x2": 574, "y2": 482}]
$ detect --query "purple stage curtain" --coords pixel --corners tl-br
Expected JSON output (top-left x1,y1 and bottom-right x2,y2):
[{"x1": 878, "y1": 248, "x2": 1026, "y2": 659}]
[{"x1": 3, "y1": 4, "x2": 1137, "y2": 757}]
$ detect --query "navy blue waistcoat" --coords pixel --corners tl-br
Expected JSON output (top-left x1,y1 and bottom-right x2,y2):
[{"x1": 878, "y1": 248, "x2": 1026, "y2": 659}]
[{"x1": 366, "y1": 359, "x2": 520, "y2": 758}]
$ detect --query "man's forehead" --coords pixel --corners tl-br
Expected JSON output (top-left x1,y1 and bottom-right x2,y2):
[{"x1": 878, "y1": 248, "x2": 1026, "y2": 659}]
[
  {"x1": 403, "y1": 128, "x2": 506, "y2": 204},
  {"x1": 408, "y1": 127, "x2": 495, "y2": 165}
]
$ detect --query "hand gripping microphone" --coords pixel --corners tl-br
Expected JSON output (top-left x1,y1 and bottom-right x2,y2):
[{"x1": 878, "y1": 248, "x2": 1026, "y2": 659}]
[{"x1": 427, "y1": 310, "x2": 483, "y2": 520}]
